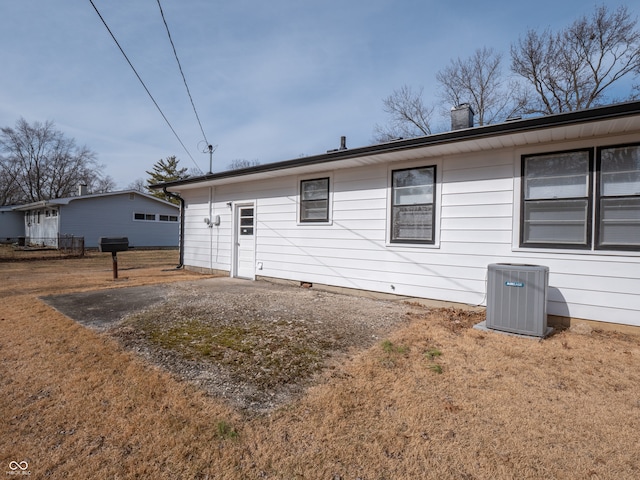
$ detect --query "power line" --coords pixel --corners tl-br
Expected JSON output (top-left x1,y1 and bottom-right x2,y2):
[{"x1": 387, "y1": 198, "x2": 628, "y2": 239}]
[
  {"x1": 156, "y1": 0, "x2": 210, "y2": 147},
  {"x1": 88, "y1": 0, "x2": 201, "y2": 172}
]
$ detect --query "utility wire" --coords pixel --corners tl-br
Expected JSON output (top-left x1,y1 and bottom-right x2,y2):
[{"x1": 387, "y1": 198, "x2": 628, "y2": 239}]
[
  {"x1": 156, "y1": 0, "x2": 210, "y2": 147},
  {"x1": 88, "y1": 0, "x2": 201, "y2": 172}
]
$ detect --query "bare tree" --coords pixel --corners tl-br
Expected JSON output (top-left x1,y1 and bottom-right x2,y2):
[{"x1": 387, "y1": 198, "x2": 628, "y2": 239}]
[
  {"x1": 0, "y1": 118, "x2": 109, "y2": 204},
  {"x1": 227, "y1": 159, "x2": 261, "y2": 170},
  {"x1": 437, "y1": 47, "x2": 527, "y2": 125},
  {"x1": 373, "y1": 85, "x2": 435, "y2": 142},
  {"x1": 128, "y1": 178, "x2": 148, "y2": 193},
  {"x1": 511, "y1": 4, "x2": 640, "y2": 114}
]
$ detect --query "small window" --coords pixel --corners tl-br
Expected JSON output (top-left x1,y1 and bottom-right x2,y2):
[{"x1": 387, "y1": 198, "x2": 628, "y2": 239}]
[
  {"x1": 45, "y1": 210, "x2": 51, "y2": 218},
  {"x1": 52, "y1": 210, "x2": 58, "y2": 217},
  {"x1": 521, "y1": 150, "x2": 592, "y2": 248},
  {"x1": 159, "y1": 215, "x2": 169, "y2": 221},
  {"x1": 300, "y1": 178, "x2": 329, "y2": 222},
  {"x1": 169, "y1": 215, "x2": 178, "y2": 222},
  {"x1": 158, "y1": 215, "x2": 179, "y2": 222},
  {"x1": 240, "y1": 207, "x2": 254, "y2": 235},
  {"x1": 134, "y1": 212, "x2": 157, "y2": 221},
  {"x1": 390, "y1": 166, "x2": 436, "y2": 244},
  {"x1": 596, "y1": 144, "x2": 640, "y2": 250}
]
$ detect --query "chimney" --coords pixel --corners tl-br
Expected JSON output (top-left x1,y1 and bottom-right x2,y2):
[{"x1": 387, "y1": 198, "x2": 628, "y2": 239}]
[
  {"x1": 451, "y1": 103, "x2": 474, "y2": 130},
  {"x1": 78, "y1": 184, "x2": 88, "y2": 196}
]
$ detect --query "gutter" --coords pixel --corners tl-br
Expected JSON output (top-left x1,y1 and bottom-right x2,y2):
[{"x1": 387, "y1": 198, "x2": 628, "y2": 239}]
[{"x1": 163, "y1": 187, "x2": 184, "y2": 269}]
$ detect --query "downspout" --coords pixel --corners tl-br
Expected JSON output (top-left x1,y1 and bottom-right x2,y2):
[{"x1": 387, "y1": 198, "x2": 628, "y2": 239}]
[{"x1": 163, "y1": 187, "x2": 184, "y2": 269}]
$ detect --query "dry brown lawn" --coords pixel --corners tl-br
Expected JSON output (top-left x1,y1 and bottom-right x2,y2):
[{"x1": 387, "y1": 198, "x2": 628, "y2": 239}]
[{"x1": 1, "y1": 247, "x2": 640, "y2": 479}]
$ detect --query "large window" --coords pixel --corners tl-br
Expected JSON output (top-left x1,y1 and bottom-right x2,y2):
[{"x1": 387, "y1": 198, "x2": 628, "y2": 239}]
[
  {"x1": 391, "y1": 166, "x2": 435, "y2": 244},
  {"x1": 521, "y1": 150, "x2": 592, "y2": 248},
  {"x1": 596, "y1": 144, "x2": 640, "y2": 250},
  {"x1": 300, "y1": 177, "x2": 330, "y2": 222},
  {"x1": 521, "y1": 143, "x2": 640, "y2": 251}
]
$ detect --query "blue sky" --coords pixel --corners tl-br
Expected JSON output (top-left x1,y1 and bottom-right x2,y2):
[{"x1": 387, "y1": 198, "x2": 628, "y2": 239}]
[{"x1": 1, "y1": 1, "x2": 638, "y2": 188}]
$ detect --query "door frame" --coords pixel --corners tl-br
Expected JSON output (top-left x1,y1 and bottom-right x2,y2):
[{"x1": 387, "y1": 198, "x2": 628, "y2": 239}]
[{"x1": 232, "y1": 202, "x2": 256, "y2": 279}]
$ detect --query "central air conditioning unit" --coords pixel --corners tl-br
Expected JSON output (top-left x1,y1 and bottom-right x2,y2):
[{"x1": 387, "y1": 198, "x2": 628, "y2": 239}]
[{"x1": 486, "y1": 263, "x2": 550, "y2": 337}]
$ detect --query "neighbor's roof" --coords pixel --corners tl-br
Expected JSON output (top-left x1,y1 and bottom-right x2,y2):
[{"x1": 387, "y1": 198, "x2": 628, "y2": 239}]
[
  {"x1": 11, "y1": 190, "x2": 178, "y2": 211},
  {"x1": 152, "y1": 100, "x2": 640, "y2": 192}
]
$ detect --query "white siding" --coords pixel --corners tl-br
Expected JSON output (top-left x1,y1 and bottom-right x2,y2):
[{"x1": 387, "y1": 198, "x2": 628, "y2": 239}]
[{"x1": 179, "y1": 135, "x2": 640, "y2": 328}]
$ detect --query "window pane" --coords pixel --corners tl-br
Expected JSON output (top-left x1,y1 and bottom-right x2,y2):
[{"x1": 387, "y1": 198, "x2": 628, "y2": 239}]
[
  {"x1": 394, "y1": 185, "x2": 434, "y2": 205},
  {"x1": 523, "y1": 199, "x2": 588, "y2": 244},
  {"x1": 524, "y1": 151, "x2": 589, "y2": 200},
  {"x1": 301, "y1": 200, "x2": 329, "y2": 221},
  {"x1": 392, "y1": 205, "x2": 433, "y2": 242},
  {"x1": 601, "y1": 145, "x2": 640, "y2": 197},
  {"x1": 301, "y1": 178, "x2": 329, "y2": 200},
  {"x1": 145, "y1": 214, "x2": 155, "y2": 221},
  {"x1": 393, "y1": 167, "x2": 434, "y2": 189},
  {"x1": 134, "y1": 213, "x2": 145, "y2": 220},
  {"x1": 599, "y1": 197, "x2": 640, "y2": 246}
]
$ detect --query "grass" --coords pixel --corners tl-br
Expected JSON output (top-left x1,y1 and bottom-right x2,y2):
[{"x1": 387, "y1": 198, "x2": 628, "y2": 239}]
[
  {"x1": 129, "y1": 313, "x2": 325, "y2": 390},
  {"x1": 2, "y1": 249, "x2": 640, "y2": 478}
]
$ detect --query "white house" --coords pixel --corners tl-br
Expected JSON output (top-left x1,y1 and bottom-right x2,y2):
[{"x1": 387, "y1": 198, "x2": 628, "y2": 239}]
[
  {"x1": 155, "y1": 101, "x2": 640, "y2": 331},
  {"x1": 13, "y1": 189, "x2": 180, "y2": 248}
]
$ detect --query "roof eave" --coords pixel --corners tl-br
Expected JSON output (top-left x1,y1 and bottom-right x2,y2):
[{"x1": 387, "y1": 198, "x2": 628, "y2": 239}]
[{"x1": 151, "y1": 100, "x2": 640, "y2": 191}]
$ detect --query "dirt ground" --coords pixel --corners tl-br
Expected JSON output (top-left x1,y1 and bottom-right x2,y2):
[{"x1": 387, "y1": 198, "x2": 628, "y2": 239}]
[{"x1": 2, "y1": 247, "x2": 640, "y2": 479}]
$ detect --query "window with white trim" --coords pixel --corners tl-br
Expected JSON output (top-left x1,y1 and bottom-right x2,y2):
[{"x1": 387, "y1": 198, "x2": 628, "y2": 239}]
[
  {"x1": 300, "y1": 177, "x2": 330, "y2": 222},
  {"x1": 390, "y1": 166, "x2": 436, "y2": 244},
  {"x1": 596, "y1": 144, "x2": 640, "y2": 250}
]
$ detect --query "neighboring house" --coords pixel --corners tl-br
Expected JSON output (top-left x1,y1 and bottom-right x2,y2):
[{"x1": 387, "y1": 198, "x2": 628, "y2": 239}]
[
  {"x1": 0, "y1": 205, "x2": 24, "y2": 243},
  {"x1": 155, "y1": 101, "x2": 640, "y2": 330},
  {"x1": 12, "y1": 189, "x2": 180, "y2": 248}
]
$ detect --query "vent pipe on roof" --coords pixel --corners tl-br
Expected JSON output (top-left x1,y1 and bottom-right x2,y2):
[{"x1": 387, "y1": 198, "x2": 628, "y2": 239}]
[
  {"x1": 451, "y1": 104, "x2": 474, "y2": 130},
  {"x1": 327, "y1": 136, "x2": 348, "y2": 153}
]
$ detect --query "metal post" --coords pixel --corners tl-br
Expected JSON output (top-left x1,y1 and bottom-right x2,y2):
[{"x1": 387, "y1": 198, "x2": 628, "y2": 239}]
[
  {"x1": 208, "y1": 144, "x2": 213, "y2": 174},
  {"x1": 112, "y1": 251, "x2": 118, "y2": 280}
]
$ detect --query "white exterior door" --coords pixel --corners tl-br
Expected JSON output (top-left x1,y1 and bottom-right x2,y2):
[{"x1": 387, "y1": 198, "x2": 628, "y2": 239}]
[{"x1": 234, "y1": 204, "x2": 256, "y2": 279}]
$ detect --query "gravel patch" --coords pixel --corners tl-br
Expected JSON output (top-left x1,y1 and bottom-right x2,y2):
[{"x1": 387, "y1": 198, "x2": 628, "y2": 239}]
[{"x1": 108, "y1": 278, "x2": 412, "y2": 413}]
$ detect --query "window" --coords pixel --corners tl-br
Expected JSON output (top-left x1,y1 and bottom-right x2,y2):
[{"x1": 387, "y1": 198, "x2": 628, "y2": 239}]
[
  {"x1": 134, "y1": 212, "x2": 157, "y2": 221},
  {"x1": 391, "y1": 166, "x2": 435, "y2": 244},
  {"x1": 300, "y1": 177, "x2": 329, "y2": 222},
  {"x1": 240, "y1": 207, "x2": 254, "y2": 235},
  {"x1": 596, "y1": 144, "x2": 640, "y2": 250},
  {"x1": 521, "y1": 150, "x2": 592, "y2": 248},
  {"x1": 159, "y1": 214, "x2": 179, "y2": 222}
]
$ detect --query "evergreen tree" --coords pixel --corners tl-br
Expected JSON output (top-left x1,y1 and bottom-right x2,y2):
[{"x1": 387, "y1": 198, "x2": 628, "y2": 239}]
[{"x1": 146, "y1": 155, "x2": 189, "y2": 204}]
